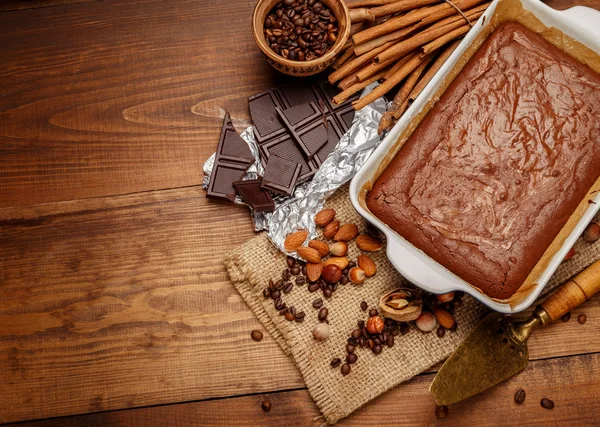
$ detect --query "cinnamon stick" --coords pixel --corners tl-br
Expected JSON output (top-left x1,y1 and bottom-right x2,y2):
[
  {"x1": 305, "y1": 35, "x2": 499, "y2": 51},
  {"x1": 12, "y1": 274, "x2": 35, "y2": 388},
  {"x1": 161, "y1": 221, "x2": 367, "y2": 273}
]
[
  {"x1": 373, "y1": 13, "x2": 472, "y2": 64},
  {"x1": 421, "y1": 24, "x2": 470, "y2": 55},
  {"x1": 339, "y1": 74, "x2": 360, "y2": 90},
  {"x1": 382, "y1": 52, "x2": 417, "y2": 80},
  {"x1": 328, "y1": 41, "x2": 395, "y2": 84},
  {"x1": 350, "y1": 8, "x2": 376, "y2": 26},
  {"x1": 356, "y1": 57, "x2": 399, "y2": 82},
  {"x1": 353, "y1": 22, "x2": 420, "y2": 56},
  {"x1": 352, "y1": 0, "x2": 486, "y2": 46},
  {"x1": 334, "y1": 46, "x2": 355, "y2": 69},
  {"x1": 352, "y1": 53, "x2": 429, "y2": 110},
  {"x1": 332, "y1": 67, "x2": 391, "y2": 105},
  {"x1": 390, "y1": 54, "x2": 434, "y2": 119},
  {"x1": 345, "y1": 0, "x2": 398, "y2": 8},
  {"x1": 371, "y1": 0, "x2": 442, "y2": 18}
]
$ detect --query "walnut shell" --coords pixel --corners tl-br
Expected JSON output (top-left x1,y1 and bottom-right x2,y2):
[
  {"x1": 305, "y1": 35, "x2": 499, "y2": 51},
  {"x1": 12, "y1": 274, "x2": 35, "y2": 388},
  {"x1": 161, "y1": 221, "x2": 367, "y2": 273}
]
[{"x1": 379, "y1": 287, "x2": 423, "y2": 322}]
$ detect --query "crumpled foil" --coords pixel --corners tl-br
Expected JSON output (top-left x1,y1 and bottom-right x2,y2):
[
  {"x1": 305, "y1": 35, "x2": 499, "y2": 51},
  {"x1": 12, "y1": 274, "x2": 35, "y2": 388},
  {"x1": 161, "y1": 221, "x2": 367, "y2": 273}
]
[{"x1": 203, "y1": 84, "x2": 387, "y2": 252}]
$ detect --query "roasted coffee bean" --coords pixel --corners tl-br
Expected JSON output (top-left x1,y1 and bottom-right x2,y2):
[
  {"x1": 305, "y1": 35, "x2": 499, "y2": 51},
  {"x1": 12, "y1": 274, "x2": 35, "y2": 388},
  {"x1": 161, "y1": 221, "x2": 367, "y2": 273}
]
[
  {"x1": 373, "y1": 338, "x2": 381, "y2": 346},
  {"x1": 282, "y1": 269, "x2": 291, "y2": 280},
  {"x1": 302, "y1": 265, "x2": 307, "y2": 275},
  {"x1": 263, "y1": 288, "x2": 271, "y2": 298},
  {"x1": 351, "y1": 329, "x2": 362, "y2": 339},
  {"x1": 323, "y1": 288, "x2": 333, "y2": 298},
  {"x1": 578, "y1": 313, "x2": 587, "y2": 324},
  {"x1": 386, "y1": 334, "x2": 395, "y2": 347},
  {"x1": 275, "y1": 279, "x2": 284, "y2": 290},
  {"x1": 274, "y1": 296, "x2": 282, "y2": 307},
  {"x1": 384, "y1": 318, "x2": 394, "y2": 326},
  {"x1": 290, "y1": 306, "x2": 296, "y2": 316},
  {"x1": 389, "y1": 326, "x2": 400, "y2": 336},
  {"x1": 341, "y1": 363, "x2": 351, "y2": 375},
  {"x1": 269, "y1": 279, "x2": 275, "y2": 289},
  {"x1": 561, "y1": 312, "x2": 571, "y2": 322},
  {"x1": 288, "y1": 50, "x2": 298, "y2": 60},
  {"x1": 287, "y1": 256, "x2": 296, "y2": 267},
  {"x1": 283, "y1": 282, "x2": 293, "y2": 293},
  {"x1": 369, "y1": 308, "x2": 379, "y2": 317},
  {"x1": 362, "y1": 327, "x2": 370, "y2": 339},
  {"x1": 279, "y1": 307, "x2": 289, "y2": 315},
  {"x1": 290, "y1": 266, "x2": 301, "y2": 275},
  {"x1": 285, "y1": 312, "x2": 295, "y2": 321},
  {"x1": 372, "y1": 344, "x2": 383, "y2": 354},
  {"x1": 331, "y1": 357, "x2": 341, "y2": 368},
  {"x1": 295, "y1": 311, "x2": 306, "y2": 320},
  {"x1": 296, "y1": 276, "x2": 306, "y2": 284},
  {"x1": 437, "y1": 327, "x2": 446, "y2": 338},
  {"x1": 340, "y1": 276, "x2": 349, "y2": 285},
  {"x1": 346, "y1": 343, "x2": 356, "y2": 353},
  {"x1": 271, "y1": 289, "x2": 281, "y2": 300},
  {"x1": 308, "y1": 283, "x2": 320, "y2": 292},
  {"x1": 514, "y1": 389, "x2": 526, "y2": 404},
  {"x1": 360, "y1": 301, "x2": 368, "y2": 311},
  {"x1": 348, "y1": 261, "x2": 356, "y2": 268},
  {"x1": 358, "y1": 337, "x2": 365, "y2": 347},
  {"x1": 357, "y1": 320, "x2": 365, "y2": 329},
  {"x1": 346, "y1": 353, "x2": 358, "y2": 364},
  {"x1": 331, "y1": 283, "x2": 338, "y2": 292},
  {"x1": 262, "y1": 400, "x2": 272, "y2": 412},
  {"x1": 435, "y1": 405, "x2": 449, "y2": 419},
  {"x1": 367, "y1": 339, "x2": 374, "y2": 349},
  {"x1": 540, "y1": 398, "x2": 554, "y2": 409},
  {"x1": 381, "y1": 332, "x2": 388, "y2": 342},
  {"x1": 251, "y1": 330, "x2": 263, "y2": 341},
  {"x1": 347, "y1": 337, "x2": 358, "y2": 346},
  {"x1": 312, "y1": 298, "x2": 324, "y2": 309},
  {"x1": 318, "y1": 307, "x2": 329, "y2": 321},
  {"x1": 342, "y1": 268, "x2": 350, "y2": 275}
]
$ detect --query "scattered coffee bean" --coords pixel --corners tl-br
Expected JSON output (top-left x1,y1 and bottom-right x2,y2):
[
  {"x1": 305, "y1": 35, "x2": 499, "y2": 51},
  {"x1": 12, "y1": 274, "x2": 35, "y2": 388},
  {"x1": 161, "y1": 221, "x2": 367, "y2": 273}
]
[
  {"x1": 263, "y1": 288, "x2": 271, "y2": 298},
  {"x1": 437, "y1": 327, "x2": 446, "y2": 338},
  {"x1": 312, "y1": 298, "x2": 323, "y2": 309},
  {"x1": 346, "y1": 343, "x2": 355, "y2": 353},
  {"x1": 351, "y1": 329, "x2": 362, "y2": 339},
  {"x1": 346, "y1": 353, "x2": 358, "y2": 364},
  {"x1": 369, "y1": 308, "x2": 379, "y2": 317},
  {"x1": 366, "y1": 339, "x2": 374, "y2": 349},
  {"x1": 279, "y1": 307, "x2": 289, "y2": 315},
  {"x1": 386, "y1": 334, "x2": 394, "y2": 347},
  {"x1": 308, "y1": 283, "x2": 320, "y2": 292},
  {"x1": 287, "y1": 256, "x2": 296, "y2": 268},
  {"x1": 283, "y1": 282, "x2": 293, "y2": 293},
  {"x1": 357, "y1": 320, "x2": 365, "y2": 329},
  {"x1": 295, "y1": 311, "x2": 306, "y2": 321},
  {"x1": 318, "y1": 307, "x2": 329, "y2": 321},
  {"x1": 347, "y1": 337, "x2": 358, "y2": 346},
  {"x1": 296, "y1": 276, "x2": 306, "y2": 284},
  {"x1": 561, "y1": 312, "x2": 571, "y2": 322},
  {"x1": 578, "y1": 313, "x2": 587, "y2": 324},
  {"x1": 251, "y1": 330, "x2": 263, "y2": 341},
  {"x1": 261, "y1": 400, "x2": 272, "y2": 412},
  {"x1": 275, "y1": 279, "x2": 284, "y2": 290},
  {"x1": 282, "y1": 269, "x2": 291, "y2": 280},
  {"x1": 285, "y1": 312, "x2": 295, "y2": 321},
  {"x1": 323, "y1": 288, "x2": 333, "y2": 298},
  {"x1": 360, "y1": 301, "x2": 368, "y2": 311},
  {"x1": 271, "y1": 289, "x2": 281, "y2": 300},
  {"x1": 290, "y1": 266, "x2": 301, "y2": 275},
  {"x1": 514, "y1": 388, "x2": 526, "y2": 404},
  {"x1": 290, "y1": 306, "x2": 296, "y2": 316},
  {"x1": 435, "y1": 405, "x2": 449, "y2": 419},
  {"x1": 341, "y1": 363, "x2": 351, "y2": 375},
  {"x1": 340, "y1": 276, "x2": 349, "y2": 285},
  {"x1": 373, "y1": 345, "x2": 383, "y2": 354},
  {"x1": 331, "y1": 357, "x2": 341, "y2": 368},
  {"x1": 348, "y1": 261, "x2": 356, "y2": 268},
  {"x1": 540, "y1": 398, "x2": 554, "y2": 409}
]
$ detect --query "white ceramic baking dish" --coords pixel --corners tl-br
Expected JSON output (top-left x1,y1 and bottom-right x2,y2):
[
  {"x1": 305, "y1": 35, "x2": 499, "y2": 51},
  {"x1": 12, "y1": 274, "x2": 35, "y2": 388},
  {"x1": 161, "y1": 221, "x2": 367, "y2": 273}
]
[{"x1": 350, "y1": 0, "x2": 600, "y2": 313}]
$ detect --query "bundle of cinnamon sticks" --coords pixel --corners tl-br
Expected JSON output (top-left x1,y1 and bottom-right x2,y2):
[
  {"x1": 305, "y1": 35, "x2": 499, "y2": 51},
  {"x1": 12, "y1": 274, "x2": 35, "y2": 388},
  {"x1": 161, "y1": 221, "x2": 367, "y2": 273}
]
[{"x1": 330, "y1": 0, "x2": 490, "y2": 133}]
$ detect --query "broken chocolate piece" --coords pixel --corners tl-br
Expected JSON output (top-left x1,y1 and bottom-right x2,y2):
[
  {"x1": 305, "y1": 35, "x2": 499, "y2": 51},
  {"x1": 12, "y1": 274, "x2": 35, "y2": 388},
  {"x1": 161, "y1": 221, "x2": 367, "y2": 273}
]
[
  {"x1": 249, "y1": 88, "x2": 289, "y2": 143},
  {"x1": 233, "y1": 179, "x2": 275, "y2": 213},
  {"x1": 261, "y1": 154, "x2": 302, "y2": 196},
  {"x1": 207, "y1": 161, "x2": 250, "y2": 202},
  {"x1": 218, "y1": 112, "x2": 254, "y2": 164}
]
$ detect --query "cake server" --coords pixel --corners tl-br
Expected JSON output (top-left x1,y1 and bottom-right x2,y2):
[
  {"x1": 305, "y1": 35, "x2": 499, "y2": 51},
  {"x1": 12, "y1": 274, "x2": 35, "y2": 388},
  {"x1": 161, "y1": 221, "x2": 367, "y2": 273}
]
[{"x1": 430, "y1": 259, "x2": 600, "y2": 406}]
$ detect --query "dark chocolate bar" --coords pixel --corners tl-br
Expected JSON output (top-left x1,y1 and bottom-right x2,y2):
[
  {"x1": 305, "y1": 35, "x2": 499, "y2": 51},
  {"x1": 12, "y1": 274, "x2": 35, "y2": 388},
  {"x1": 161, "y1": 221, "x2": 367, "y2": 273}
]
[
  {"x1": 260, "y1": 134, "x2": 319, "y2": 183},
  {"x1": 206, "y1": 112, "x2": 254, "y2": 202},
  {"x1": 313, "y1": 115, "x2": 344, "y2": 166},
  {"x1": 248, "y1": 88, "x2": 289, "y2": 143},
  {"x1": 275, "y1": 103, "x2": 327, "y2": 159},
  {"x1": 233, "y1": 179, "x2": 275, "y2": 213},
  {"x1": 261, "y1": 154, "x2": 302, "y2": 196}
]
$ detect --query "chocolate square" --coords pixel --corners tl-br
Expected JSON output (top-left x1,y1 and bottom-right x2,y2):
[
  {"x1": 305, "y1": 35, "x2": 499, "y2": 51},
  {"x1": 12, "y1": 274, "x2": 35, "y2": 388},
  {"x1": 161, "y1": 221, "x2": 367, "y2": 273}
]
[
  {"x1": 333, "y1": 104, "x2": 356, "y2": 132},
  {"x1": 261, "y1": 134, "x2": 319, "y2": 183},
  {"x1": 279, "y1": 80, "x2": 324, "y2": 109},
  {"x1": 313, "y1": 116, "x2": 344, "y2": 166},
  {"x1": 261, "y1": 155, "x2": 301, "y2": 196},
  {"x1": 233, "y1": 179, "x2": 275, "y2": 213},
  {"x1": 248, "y1": 89, "x2": 289, "y2": 143},
  {"x1": 218, "y1": 112, "x2": 254, "y2": 164},
  {"x1": 316, "y1": 80, "x2": 361, "y2": 113},
  {"x1": 207, "y1": 161, "x2": 250, "y2": 202},
  {"x1": 276, "y1": 103, "x2": 327, "y2": 159}
]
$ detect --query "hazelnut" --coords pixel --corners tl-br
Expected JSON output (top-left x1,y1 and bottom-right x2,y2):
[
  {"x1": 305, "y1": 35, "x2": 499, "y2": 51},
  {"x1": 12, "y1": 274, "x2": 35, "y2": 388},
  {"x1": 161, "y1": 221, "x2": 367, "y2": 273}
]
[
  {"x1": 583, "y1": 221, "x2": 600, "y2": 243},
  {"x1": 416, "y1": 311, "x2": 437, "y2": 332},
  {"x1": 349, "y1": 267, "x2": 366, "y2": 285},
  {"x1": 313, "y1": 322, "x2": 330, "y2": 341},
  {"x1": 330, "y1": 241, "x2": 348, "y2": 257},
  {"x1": 366, "y1": 315, "x2": 385, "y2": 334},
  {"x1": 322, "y1": 264, "x2": 342, "y2": 284}
]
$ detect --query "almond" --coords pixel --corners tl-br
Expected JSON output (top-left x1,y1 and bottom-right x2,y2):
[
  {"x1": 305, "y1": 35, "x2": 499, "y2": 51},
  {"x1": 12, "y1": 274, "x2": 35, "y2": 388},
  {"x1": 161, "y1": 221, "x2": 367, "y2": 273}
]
[
  {"x1": 357, "y1": 254, "x2": 376, "y2": 277},
  {"x1": 296, "y1": 246, "x2": 322, "y2": 264},
  {"x1": 334, "y1": 223, "x2": 359, "y2": 242},
  {"x1": 436, "y1": 292, "x2": 454, "y2": 303},
  {"x1": 324, "y1": 256, "x2": 349, "y2": 270},
  {"x1": 284, "y1": 229, "x2": 308, "y2": 251},
  {"x1": 433, "y1": 307, "x2": 455, "y2": 329},
  {"x1": 330, "y1": 241, "x2": 348, "y2": 257},
  {"x1": 314, "y1": 209, "x2": 336, "y2": 227},
  {"x1": 349, "y1": 267, "x2": 366, "y2": 285},
  {"x1": 322, "y1": 220, "x2": 340, "y2": 240},
  {"x1": 306, "y1": 262, "x2": 323, "y2": 282},
  {"x1": 308, "y1": 239, "x2": 330, "y2": 257},
  {"x1": 356, "y1": 234, "x2": 384, "y2": 251}
]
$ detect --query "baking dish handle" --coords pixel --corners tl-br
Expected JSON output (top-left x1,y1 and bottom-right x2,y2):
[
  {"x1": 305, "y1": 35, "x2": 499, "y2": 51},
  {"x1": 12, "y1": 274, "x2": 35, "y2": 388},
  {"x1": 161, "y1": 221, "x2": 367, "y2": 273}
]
[{"x1": 556, "y1": 6, "x2": 600, "y2": 37}]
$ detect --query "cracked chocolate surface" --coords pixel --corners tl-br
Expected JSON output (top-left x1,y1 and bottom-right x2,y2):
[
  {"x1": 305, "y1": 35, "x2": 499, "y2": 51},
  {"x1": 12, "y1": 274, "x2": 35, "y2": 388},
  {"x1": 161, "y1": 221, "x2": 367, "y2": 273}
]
[{"x1": 367, "y1": 22, "x2": 600, "y2": 299}]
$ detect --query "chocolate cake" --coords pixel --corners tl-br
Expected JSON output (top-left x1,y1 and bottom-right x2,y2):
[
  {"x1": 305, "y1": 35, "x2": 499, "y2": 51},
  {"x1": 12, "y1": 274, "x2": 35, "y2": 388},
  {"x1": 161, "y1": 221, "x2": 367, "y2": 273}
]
[{"x1": 366, "y1": 22, "x2": 600, "y2": 299}]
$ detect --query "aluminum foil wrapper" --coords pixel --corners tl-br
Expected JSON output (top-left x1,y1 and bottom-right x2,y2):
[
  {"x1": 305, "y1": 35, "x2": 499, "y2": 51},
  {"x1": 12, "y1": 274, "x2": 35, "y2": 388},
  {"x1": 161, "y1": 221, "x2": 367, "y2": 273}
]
[{"x1": 203, "y1": 84, "x2": 387, "y2": 247}]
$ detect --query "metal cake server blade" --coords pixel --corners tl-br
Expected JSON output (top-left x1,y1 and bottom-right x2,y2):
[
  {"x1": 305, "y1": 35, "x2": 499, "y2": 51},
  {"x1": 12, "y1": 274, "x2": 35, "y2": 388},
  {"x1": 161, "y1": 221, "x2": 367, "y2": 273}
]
[
  {"x1": 430, "y1": 313, "x2": 529, "y2": 406},
  {"x1": 430, "y1": 259, "x2": 600, "y2": 406}
]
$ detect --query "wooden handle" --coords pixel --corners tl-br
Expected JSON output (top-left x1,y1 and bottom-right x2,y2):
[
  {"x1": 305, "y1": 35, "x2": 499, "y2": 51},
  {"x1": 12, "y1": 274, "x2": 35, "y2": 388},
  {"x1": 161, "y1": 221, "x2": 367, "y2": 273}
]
[{"x1": 540, "y1": 259, "x2": 600, "y2": 323}]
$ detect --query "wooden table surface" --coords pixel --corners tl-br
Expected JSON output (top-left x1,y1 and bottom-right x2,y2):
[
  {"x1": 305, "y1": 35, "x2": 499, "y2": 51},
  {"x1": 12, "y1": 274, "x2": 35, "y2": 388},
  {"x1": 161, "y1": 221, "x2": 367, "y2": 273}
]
[{"x1": 1, "y1": 0, "x2": 600, "y2": 425}]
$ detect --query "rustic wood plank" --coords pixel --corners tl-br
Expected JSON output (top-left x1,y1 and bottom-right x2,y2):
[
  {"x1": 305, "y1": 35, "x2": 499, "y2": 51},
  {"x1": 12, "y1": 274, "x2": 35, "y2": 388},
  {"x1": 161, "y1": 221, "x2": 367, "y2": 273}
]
[
  {"x1": 0, "y1": 187, "x2": 303, "y2": 424},
  {"x1": 9, "y1": 352, "x2": 600, "y2": 426},
  {"x1": 0, "y1": 0, "x2": 95, "y2": 12},
  {"x1": 1, "y1": 186, "x2": 600, "y2": 423},
  {"x1": 0, "y1": 0, "x2": 280, "y2": 208}
]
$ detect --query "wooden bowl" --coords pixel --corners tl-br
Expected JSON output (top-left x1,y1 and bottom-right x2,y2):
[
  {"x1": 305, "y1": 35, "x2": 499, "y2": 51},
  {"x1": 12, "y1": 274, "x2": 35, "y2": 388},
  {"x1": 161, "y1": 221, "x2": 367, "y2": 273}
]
[{"x1": 252, "y1": 0, "x2": 351, "y2": 77}]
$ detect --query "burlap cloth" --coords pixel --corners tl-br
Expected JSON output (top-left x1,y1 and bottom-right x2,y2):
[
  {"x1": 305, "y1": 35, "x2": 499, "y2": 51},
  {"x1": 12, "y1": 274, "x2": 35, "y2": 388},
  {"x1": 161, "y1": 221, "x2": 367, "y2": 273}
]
[{"x1": 225, "y1": 185, "x2": 600, "y2": 425}]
